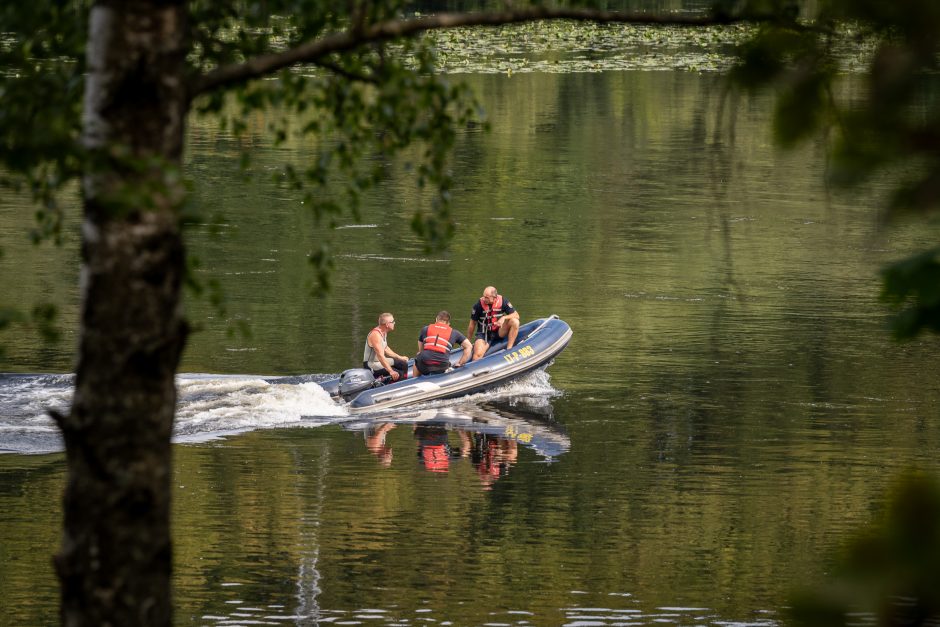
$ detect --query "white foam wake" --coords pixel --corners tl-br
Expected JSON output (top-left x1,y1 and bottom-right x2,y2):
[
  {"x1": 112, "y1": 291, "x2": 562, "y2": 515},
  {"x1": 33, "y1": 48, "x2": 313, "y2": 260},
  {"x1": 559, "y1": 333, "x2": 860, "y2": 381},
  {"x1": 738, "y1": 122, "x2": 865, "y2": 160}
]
[
  {"x1": 0, "y1": 368, "x2": 561, "y2": 454},
  {"x1": 174, "y1": 375, "x2": 348, "y2": 442}
]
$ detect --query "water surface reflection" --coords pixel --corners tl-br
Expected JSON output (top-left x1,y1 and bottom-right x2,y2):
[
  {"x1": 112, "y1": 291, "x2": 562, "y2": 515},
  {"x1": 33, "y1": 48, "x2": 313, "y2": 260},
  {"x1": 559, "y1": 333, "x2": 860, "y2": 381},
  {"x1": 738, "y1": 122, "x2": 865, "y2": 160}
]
[
  {"x1": 4, "y1": 65, "x2": 940, "y2": 627},
  {"x1": 344, "y1": 401, "x2": 570, "y2": 487}
]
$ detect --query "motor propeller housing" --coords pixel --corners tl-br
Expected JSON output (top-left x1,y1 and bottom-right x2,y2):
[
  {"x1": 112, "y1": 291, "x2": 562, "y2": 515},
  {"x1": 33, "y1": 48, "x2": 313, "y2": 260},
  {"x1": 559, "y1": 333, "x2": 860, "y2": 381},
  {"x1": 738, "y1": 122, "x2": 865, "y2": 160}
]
[{"x1": 338, "y1": 368, "x2": 379, "y2": 401}]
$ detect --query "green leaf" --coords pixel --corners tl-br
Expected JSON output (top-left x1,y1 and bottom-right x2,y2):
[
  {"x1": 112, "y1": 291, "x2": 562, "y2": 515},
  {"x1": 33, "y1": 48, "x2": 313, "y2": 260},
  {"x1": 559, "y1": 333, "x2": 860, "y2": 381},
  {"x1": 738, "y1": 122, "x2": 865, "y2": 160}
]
[{"x1": 880, "y1": 247, "x2": 940, "y2": 339}]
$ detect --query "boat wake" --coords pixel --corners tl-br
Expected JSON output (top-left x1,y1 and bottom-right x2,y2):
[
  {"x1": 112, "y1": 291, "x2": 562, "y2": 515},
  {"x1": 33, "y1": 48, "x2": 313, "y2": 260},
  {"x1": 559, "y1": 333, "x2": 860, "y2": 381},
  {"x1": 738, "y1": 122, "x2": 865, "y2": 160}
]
[
  {"x1": 0, "y1": 369, "x2": 560, "y2": 455},
  {"x1": 392, "y1": 368, "x2": 561, "y2": 414},
  {"x1": 174, "y1": 375, "x2": 347, "y2": 442}
]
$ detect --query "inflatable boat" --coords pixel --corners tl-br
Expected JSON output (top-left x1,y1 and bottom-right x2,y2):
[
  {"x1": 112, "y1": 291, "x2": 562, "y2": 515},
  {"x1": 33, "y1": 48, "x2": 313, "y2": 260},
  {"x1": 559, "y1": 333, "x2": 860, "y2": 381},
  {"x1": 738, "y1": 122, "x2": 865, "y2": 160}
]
[{"x1": 319, "y1": 316, "x2": 572, "y2": 413}]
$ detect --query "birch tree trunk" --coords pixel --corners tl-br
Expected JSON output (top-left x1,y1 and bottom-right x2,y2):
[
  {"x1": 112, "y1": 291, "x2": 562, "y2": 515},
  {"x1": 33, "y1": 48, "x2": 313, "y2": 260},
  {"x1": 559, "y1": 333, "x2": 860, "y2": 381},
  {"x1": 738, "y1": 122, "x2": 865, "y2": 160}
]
[{"x1": 52, "y1": 2, "x2": 189, "y2": 625}]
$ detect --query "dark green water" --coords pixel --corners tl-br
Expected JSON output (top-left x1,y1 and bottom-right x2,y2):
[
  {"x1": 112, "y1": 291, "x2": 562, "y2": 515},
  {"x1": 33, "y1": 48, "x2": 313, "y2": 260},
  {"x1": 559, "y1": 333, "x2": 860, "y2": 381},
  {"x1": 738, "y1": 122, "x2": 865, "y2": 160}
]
[{"x1": 2, "y1": 69, "x2": 940, "y2": 626}]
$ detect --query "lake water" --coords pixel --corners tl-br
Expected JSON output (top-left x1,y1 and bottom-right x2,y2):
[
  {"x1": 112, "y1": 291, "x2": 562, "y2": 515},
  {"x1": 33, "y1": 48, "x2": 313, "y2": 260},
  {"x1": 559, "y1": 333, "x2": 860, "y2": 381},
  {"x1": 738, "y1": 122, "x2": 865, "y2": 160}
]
[{"x1": 2, "y1": 58, "x2": 940, "y2": 626}]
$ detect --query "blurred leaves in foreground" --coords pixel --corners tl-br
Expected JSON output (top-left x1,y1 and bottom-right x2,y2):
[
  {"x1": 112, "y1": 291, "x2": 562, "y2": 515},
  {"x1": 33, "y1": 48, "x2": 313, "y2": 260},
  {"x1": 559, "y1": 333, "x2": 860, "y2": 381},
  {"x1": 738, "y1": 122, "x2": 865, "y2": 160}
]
[
  {"x1": 0, "y1": 303, "x2": 60, "y2": 362},
  {"x1": 729, "y1": 1, "x2": 940, "y2": 339},
  {"x1": 790, "y1": 472, "x2": 940, "y2": 627},
  {"x1": 880, "y1": 248, "x2": 940, "y2": 339}
]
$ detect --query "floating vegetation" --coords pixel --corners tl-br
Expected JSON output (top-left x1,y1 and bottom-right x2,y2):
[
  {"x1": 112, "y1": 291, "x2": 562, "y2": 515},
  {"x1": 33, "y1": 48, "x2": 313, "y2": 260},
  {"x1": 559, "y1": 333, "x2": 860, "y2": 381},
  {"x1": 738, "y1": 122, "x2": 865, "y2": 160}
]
[
  {"x1": 194, "y1": 16, "x2": 877, "y2": 79},
  {"x1": 420, "y1": 21, "x2": 754, "y2": 74},
  {"x1": 416, "y1": 20, "x2": 877, "y2": 75}
]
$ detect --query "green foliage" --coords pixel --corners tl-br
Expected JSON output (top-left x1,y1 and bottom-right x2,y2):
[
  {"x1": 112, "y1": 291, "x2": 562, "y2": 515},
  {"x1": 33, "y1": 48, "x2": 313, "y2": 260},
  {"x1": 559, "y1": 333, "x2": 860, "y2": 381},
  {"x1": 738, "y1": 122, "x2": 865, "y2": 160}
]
[
  {"x1": 729, "y1": 1, "x2": 940, "y2": 340},
  {"x1": 731, "y1": 18, "x2": 834, "y2": 146},
  {"x1": 2, "y1": 0, "x2": 482, "y2": 313},
  {"x1": 29, "y1": 303, "x2": 60, "y2": 343},
  {"x1": 0, "y1": 1, "x2": 86, "y2": 245},
  {"x1": 308, "y1": 243, "x2": 334, "y2": 297},
  {"x1": 731, "y1": 1, "x2": 940, "y2": 199},
  {"x1": 0, "y1": 3, "x2": 83, "y2": 348},
  {"x1": 0, "y1": 303, "x2": 60, "y2": 360},
  {"x1": 880, "y1": 247, "x2": 940, "y2": 339},
  {"x1": 731, "y1": 21, "x2": 833, "y2": 147},
  {"x1": 183, "y1": 255, "x2": 252, "y2": 339},
  {"x1": 5, "y1": 0, "x2": 940, "y2": 335},
  {"x1": 0, "y1": 306, "x2": 21, "y2": 330},
  {"x1": 186, "y1": 1, "x2": 482, "y2": 285},
  {"x1": 789, "y1": 472, "x2": 940, "y2": 627}
]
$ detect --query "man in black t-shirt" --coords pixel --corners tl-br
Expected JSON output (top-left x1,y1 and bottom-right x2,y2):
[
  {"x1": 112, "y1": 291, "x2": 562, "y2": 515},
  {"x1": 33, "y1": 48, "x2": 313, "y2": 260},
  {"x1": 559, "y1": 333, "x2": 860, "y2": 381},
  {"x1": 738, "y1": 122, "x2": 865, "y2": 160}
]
[{"x1": 467, "y1": 286, "x2": 520, "y2": 360}]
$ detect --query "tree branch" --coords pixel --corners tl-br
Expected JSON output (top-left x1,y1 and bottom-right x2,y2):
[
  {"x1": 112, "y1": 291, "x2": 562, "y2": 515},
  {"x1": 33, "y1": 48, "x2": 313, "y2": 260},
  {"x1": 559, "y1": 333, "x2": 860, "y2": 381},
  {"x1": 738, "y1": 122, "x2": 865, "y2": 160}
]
[
  {"x1": 191, "y1": 8, "x2": 744, "y2": 97},
  {"x1": 313, "y1": 58, "x2": 380, "y2": 84}
]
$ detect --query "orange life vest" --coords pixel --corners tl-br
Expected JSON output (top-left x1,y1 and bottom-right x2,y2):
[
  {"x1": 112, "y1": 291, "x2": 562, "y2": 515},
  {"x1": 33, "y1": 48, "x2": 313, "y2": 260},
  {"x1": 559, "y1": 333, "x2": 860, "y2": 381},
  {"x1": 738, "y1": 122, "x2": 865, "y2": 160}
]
[
  {"x1": 480, "y1": 295, "x2": 505, "y2": 331},
  {"x1": 422, "y1": 444, "x2": 450, "y2": 472},
  {"x1": 423, "y1": 322, "x2": 454, "y2": 354}
]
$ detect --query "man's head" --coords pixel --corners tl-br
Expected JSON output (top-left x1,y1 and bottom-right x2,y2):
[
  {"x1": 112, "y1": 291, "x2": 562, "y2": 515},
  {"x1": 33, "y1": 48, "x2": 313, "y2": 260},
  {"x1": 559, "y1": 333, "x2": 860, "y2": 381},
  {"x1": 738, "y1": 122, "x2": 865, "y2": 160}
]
[
  {"x1": 435, "y1": 311, "x2": 451, "y2": 323},
  {"x1": 378, "y1": 313, "x2": 396, "y2": 329},
  {"x1": 481, "y1": 286, "x2": 498, "y2": 305}
]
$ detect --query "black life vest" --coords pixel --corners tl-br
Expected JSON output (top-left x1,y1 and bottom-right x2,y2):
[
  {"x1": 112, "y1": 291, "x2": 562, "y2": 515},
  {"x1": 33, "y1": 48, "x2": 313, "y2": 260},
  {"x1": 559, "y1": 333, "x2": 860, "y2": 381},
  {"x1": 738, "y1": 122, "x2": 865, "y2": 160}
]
[{"x1": 423, "y1": 322, "x2": 454, "y2": 354}]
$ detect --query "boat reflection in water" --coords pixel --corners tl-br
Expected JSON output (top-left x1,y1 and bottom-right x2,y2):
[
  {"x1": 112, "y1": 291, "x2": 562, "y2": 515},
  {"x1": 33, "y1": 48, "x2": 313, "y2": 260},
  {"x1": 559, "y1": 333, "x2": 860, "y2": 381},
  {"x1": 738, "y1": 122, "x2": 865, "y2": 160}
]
[{"x1": 343, "y1": 400, "x2": 570, "y2": 489}]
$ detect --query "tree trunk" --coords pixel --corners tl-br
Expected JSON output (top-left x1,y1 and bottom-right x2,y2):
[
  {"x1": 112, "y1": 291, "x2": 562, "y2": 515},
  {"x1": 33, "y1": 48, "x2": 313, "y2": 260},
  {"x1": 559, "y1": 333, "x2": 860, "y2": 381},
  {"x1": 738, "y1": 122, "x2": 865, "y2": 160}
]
[{"x1": 53, "y1": 2, "x2": 189, "y2": 625}]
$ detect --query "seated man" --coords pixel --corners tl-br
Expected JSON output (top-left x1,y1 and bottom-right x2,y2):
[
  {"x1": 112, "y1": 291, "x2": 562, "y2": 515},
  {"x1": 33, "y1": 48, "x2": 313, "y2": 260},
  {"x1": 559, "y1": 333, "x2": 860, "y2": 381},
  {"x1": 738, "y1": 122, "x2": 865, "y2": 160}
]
[
  {"x1": 363, "y1": 312, "x2": 408, "y2": 381},
  {"x1": 467, "y1": 285, "x2": 520, "y2": 360},
  {"x1": 413, "y1": 310, "x2": 472, "y2": 377}
]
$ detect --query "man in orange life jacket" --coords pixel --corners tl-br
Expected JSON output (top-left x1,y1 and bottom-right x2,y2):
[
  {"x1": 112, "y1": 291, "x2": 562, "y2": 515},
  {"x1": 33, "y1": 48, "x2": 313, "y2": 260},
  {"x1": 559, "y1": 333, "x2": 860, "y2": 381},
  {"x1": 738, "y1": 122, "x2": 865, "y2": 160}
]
[
  {"x1": 363, "y1": 312, "x2": 409, "y2": 381},
  {"x1": 413, "y1": 311, "x2": 472, "y2": 377},
  {"x1": 467, "y1": 286, "x2": 520, "y2": 361}
]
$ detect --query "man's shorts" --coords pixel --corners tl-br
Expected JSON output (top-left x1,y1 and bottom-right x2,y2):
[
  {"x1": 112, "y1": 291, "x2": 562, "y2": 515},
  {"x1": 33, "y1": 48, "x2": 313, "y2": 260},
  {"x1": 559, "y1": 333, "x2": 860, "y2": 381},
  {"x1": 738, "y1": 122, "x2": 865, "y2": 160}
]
[
  {"x1": 474, "y1": 329, "x2": 499, "y2": 344},
  {"x1": 415, "y1": 350, "x2": 450, "y2": 375}
]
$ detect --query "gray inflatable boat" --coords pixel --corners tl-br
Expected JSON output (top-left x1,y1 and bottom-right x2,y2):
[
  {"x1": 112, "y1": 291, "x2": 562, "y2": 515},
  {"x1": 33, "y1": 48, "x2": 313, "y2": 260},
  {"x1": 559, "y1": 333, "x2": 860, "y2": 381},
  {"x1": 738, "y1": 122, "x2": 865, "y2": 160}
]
[{"x1": 320, "y1": 316, "x2": 572, "y2": 413}]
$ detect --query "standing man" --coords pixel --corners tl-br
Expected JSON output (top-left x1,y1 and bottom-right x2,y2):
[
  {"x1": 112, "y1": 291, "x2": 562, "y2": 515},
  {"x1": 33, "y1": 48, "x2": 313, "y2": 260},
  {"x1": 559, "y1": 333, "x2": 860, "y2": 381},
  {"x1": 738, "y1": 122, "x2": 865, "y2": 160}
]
[
  {"x1": 467, "y1": 286, "x2": 520, "y2": 360},
  {"x1": 363, "y1": 313, "x2": 409, "y2": 381},
  {"x1": 414, "y1": 311, "x2": 472, "y2": 377}
]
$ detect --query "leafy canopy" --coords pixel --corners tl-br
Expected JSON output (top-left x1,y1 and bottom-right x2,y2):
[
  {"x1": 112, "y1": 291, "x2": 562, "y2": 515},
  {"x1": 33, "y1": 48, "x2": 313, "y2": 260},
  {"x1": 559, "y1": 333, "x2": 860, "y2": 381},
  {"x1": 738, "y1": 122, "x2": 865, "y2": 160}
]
[
  {"x1": 5, "y1": 1, "x2": 940, "y2": 325},
  {"x1": 1, "y1": 1, "x2": 481, "y2": 294},
  {"x1": 729, "y1": 0, "x2": 940, "y2": 338},
  {"x1": 789, "y1": 472, "x2": 940, "y2": 627}
]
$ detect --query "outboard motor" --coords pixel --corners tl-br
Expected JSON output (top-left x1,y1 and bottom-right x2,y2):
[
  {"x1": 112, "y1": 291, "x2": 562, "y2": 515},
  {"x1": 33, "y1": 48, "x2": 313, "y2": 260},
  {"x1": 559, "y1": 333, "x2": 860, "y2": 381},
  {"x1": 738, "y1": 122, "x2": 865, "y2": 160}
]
[{"x1": 338, "y1": 368, "x2": 379, "y2": 402}]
